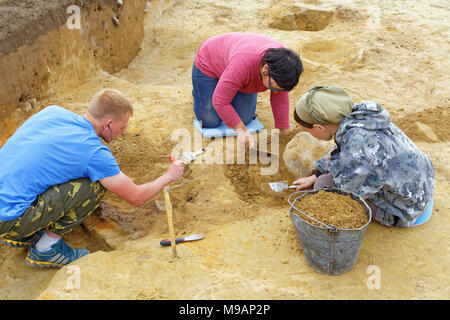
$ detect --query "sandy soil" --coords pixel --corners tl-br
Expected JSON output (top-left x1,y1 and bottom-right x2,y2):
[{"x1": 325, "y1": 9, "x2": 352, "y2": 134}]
[
  {"x1": 0, "y1": 0, "x2": 449, "y2": 300},
  {"x1": 295, "y1": 190, "x2": 369, "y2": 229}
]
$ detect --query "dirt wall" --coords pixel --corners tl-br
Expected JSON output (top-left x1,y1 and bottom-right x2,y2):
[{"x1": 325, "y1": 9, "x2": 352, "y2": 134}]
[{"x1": 0, "y1": 0, "x2": 147, "y2": 147}]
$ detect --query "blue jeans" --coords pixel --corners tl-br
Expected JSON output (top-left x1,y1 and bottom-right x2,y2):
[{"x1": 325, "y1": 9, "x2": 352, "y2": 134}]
[{"x1": 192, "y1": 63, "x2": 257, "y2": 128}]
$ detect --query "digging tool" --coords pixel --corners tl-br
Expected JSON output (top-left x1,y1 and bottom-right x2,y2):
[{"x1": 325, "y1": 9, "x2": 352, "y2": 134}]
[
  {"x1": 267, "y1": 181, "x2": 298, "y2": 192},
  {"x1": 160, "y1": 234, "x2": 204, "y2": 246},
  {"x1": 182, "y1": 148, "x2": 205, "y2": 163},
  {"x1": 169, "y1": 148, "x2": 205, "y2": 178},
  {"x1": 248, "y1": 147, "x2": 279, "y2": 160},
  {"x1": 202, "y1": 139, "x2": 279, "y2": 163},
  {"x1": 170, "y1": 148, "x2": 205, "y2": 164},
  {"x1": 163, "y1": 186, "x2": 177, "y2": 258}
]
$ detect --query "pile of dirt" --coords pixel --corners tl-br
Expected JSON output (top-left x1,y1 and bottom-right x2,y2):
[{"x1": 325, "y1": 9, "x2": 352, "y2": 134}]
[
  {"x1": 225, "y1": 164, "x2": 262, "y2": 202},
  {"x1": 108, "y1": 131, "x2": 176, "y2": 182},
  {"x1": 294, "y1": 190, "x2": 369, "y2": 229},
  {"x1": 393, "y1": 104, "x2": 449, "y2": 143}
]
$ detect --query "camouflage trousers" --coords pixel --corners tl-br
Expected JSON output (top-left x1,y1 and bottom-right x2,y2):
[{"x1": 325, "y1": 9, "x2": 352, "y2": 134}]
[{"x1": 0, "y1": 178, "x2": 105, "y2": 240}]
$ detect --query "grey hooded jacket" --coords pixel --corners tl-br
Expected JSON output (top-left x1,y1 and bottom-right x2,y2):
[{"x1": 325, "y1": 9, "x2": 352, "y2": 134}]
[{"x1": 316, "y1": 101, "x2": 435, "y2": 227}]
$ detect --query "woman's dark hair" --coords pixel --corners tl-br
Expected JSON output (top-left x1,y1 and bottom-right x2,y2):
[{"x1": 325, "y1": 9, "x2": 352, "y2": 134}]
[
  {"x1": 293, "y1": 109, "x2": 314, "y2": 128},
  {"x1": 261, "y1": 48, "x2": 303, "y2": 91}
]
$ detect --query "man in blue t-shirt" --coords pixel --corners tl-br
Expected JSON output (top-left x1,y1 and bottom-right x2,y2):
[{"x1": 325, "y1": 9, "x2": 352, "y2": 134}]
[{"x1": 0, "y1": 88, "x2": 185, "y2": 267}]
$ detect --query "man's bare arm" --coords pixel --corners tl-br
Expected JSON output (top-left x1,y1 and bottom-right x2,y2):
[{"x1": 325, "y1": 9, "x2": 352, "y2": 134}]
[{"x1": 100, "y1": 160, "x2": 184, "y2": 206}]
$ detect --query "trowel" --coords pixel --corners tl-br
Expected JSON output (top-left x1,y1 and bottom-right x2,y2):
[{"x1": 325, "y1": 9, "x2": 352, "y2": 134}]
[
  {"x1": 160, "y1": 234, "x2": 204, "y2": 246},
  {"x1": 267, "y1": 181, "x2": 298, "y2": 192},
  {"x1": 248, "y1": 147, "x2": 279, "y2": 161}
]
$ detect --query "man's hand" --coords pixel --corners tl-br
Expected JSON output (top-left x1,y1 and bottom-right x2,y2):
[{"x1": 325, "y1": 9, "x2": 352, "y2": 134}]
[
  {"x1": 100, "y1": 161, "x2": 185, "y2": 207},
  {"x1": 167, "y1": 160, "x2": 185, "y2": 182},
  {"x1": 293, "y1": 174, "x2": 317, "y2": 191},
  {"x1": 279, "y1": 128, "x2": 290, "y2": 135}
]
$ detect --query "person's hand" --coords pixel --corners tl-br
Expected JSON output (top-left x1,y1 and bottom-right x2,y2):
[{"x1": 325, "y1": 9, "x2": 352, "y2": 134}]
[
  {"x1": 293, "y1": 175, "x2": 317, "y2": 191},
  {"x1": 236, "y1": 128, "x2": 255, "y2": 148},
  {"x1": 279, "y1": 128, "x2": 290, "y2": 135},
  {"x1": 167, "y1": 160, "x2": 185, "y2": 182}
]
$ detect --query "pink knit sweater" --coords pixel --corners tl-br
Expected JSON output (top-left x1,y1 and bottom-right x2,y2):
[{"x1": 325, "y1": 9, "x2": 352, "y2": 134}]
[{"x1": 194, "y1": 33, "x2": 290, "y2": 129}]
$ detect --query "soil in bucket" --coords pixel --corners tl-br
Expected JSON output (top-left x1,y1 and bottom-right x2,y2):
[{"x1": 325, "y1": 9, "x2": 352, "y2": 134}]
[
  {"x1": 289, "y1": 188, "x2": 371, "y2": 275},
  {"x1": 296, "y1": 189, "x2": 368, "y2": 229}
]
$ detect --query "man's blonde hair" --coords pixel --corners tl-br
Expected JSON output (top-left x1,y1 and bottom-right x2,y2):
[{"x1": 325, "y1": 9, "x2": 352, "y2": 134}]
[{"x1": 87, "y1": 88, "x2": 133, "y2": 120}]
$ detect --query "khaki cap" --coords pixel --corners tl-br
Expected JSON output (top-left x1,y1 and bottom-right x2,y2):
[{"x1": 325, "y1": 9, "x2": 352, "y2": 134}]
[{"x1": 295, "y1": 85, "x2": 354, "y2": 125}]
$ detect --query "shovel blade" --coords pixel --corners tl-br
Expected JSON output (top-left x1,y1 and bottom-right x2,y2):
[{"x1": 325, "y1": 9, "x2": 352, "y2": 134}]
[
  {"x1": 249, "y1": 148, "x2": 279, "y2": 160},
  {"x1": 160, "y1": 234, "x2": 204, "y2": 246},
  {"x1": 183, "y1": 234, "x2": 204, "y2": 241},
  {"x1": 268, "y1": 181, "x2": 289, "y2": 192}
]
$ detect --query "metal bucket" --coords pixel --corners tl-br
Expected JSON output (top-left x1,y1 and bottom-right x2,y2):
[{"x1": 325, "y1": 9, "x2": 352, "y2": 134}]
[{"x1": 288, "y1": 188, "x2": 372, "y2": 275}]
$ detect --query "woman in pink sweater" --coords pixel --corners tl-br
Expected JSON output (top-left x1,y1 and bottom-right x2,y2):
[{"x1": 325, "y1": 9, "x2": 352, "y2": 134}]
[{"x1": 192, "y1": 33, "x2": 303, "y2": 147}]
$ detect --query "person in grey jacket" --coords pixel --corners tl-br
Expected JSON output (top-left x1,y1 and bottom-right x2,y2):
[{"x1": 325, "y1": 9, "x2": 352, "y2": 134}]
[{"x1": 292, "y1": 85, "x2": 435, "y2": 228}]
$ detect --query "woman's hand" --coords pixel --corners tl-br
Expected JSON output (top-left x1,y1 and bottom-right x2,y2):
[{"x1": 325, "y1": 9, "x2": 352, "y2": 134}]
[
  {"x1": 237, "y1": 129, "x2": 255, "y2": 148},
  {"x1": 279, "y1": 128, "x2": 290, "y2": 135},
  {"x1": 234, "y1": 122, "x2": 255, "y2": 148},
  {"x1": 293, "y1": 174, "x2": 317, "y2": 191}
]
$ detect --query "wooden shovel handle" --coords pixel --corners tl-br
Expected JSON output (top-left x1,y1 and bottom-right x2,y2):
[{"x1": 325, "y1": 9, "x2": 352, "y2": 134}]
[{"x1": 163, "y1": 186, "x2": 177, "y2": 258}]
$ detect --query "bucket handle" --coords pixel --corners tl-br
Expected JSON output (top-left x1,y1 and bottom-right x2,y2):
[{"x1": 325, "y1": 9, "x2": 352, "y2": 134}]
[{"x1": 288, "y1": 190, "x2": 338, "y2": 231}]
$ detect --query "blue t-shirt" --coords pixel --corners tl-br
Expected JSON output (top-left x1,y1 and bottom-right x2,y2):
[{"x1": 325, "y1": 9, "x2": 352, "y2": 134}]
[{"x1": 0, "y1": 105, "x2": 120, "y2": 221}]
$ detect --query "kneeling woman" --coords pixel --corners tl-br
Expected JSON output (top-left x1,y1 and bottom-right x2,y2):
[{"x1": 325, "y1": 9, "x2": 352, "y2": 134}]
[
  {"x1": 293, "y1": 85, "x2": 435, "y2": 228},
  {"x1": 192, "y1": 32, "x2": 303, "y2": 148}
]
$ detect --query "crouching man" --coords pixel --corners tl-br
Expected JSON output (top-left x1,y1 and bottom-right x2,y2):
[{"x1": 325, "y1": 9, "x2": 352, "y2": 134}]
[
  {"x1": 292, "y1": 85, "x2": 435, "y2": 228},
  {"x1": 0, "y1": 89, "x2": 184, "y2": 267}
]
